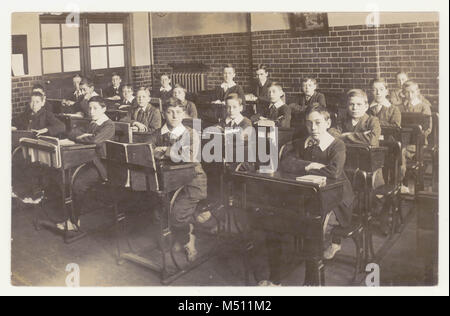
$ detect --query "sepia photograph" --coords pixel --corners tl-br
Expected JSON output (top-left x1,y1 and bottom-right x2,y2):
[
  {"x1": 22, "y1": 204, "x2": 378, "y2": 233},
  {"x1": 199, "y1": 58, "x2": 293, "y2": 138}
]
[{"x1": 3, "y1": 0, "x2": 448, "y2": 297}]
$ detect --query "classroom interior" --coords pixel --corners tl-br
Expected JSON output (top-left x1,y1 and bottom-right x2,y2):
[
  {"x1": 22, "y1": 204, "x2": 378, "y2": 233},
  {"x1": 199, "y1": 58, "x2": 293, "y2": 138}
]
[{"x1": 11, "y1": 12, "x2": 439, "y2": 287}]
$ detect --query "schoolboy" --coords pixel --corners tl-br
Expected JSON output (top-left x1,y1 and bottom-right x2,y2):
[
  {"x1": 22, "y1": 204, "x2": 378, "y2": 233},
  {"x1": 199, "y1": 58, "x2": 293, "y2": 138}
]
[
  {"x1": 251, "y1": 83, "x2": 291, "y2": 128},
  {"x1": 368, "y1": 78, "x2": 401, "y2": 128}
]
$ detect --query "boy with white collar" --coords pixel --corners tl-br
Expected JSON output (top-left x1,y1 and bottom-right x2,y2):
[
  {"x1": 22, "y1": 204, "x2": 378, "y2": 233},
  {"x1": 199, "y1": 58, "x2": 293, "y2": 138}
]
[
  {"x1": 121, "y1": 87, "x2": 162, "y2": 133},
  {"x1": 255, "y1": 106, "x2": 355, "y2": 286},
  {"x1": 251, "y1": 83, "x2": 291, "y2": 128},
  {"x1": 104, "y1": 73, "x2": 123, "y2": 101},
  {"x1": 60, "y1": 96, "x2": 115, "y2": 234},
  {"x1": 368, "y1": 78, "x2": 401, "y2": 128},
  {"x1": 73, "y1": 79, "x2": 100, "y2": 118},
  {"x1": 331, "y1": 89, "x2": 381, "y2": 147},
  {"x1": 221, "y1": 93, "x2": 252, "y2": 135},
  {"x1": 213, "y1": 64, "x2": 246, "y2": 110},
  {"x1": 118, "y1": 84, "x2": 137, "y2": 110},
  {"x1": 158, "y1": 74, "x2": 173, "y2": 104},
  {"x1": 398, "y1": 81, "x2": 432, "y2": 140},
  {"x1": 147, "y1": 101, "x2": 207, "y2": 262}
]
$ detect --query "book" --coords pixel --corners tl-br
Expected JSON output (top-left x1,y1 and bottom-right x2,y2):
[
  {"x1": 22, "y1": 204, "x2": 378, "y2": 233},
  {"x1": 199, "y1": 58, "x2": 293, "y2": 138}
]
[{"x1": 296, "y1": 175, "x2": 327, "y2": 187}]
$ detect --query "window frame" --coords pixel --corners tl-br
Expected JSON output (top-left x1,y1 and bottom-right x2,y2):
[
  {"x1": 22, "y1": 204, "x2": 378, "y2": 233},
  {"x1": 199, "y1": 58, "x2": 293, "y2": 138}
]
[{"x1": 39, "y1": 13, "x2": 132, "y2": 84}]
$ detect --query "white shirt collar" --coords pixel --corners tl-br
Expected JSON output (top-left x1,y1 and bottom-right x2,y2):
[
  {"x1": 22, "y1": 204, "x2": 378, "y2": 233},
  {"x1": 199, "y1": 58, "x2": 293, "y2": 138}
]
[
  {"x1": 161, "y1": 124, "x2": 187, "y2": 139},
  {"x1": 94, "y1": 114, "x2": 110, "y2": 126},
  {"x1": 85, "y1": 91, "x2": 99, "y2": 100},
  {"x1": 124, "y1": 96, "x2": 135, "y2": 103},
  {"x1": 270, "y1": 99, "x2": 284, "y2": 109},
  {"x1": 370, "y1": 99, "x2": 391, "y2": 109},
  {"x1": 221, "y1": 81, "x2": 236, "y2": 90},
  {"x1": 410, "y1": 98, "x2": 421, "y2": 107},
  {"x1": 225, "y1": 114, "x2": 244, "y2": 126},
  {"x1": 259, "y1": 78, "x2": 267, "y2": 87},
  {"x1": 304, "y1": 132, "x2": 335, "y2": 151},
  {"x1": 160, "y1": 86, "x2": 172, "y2": 93}
]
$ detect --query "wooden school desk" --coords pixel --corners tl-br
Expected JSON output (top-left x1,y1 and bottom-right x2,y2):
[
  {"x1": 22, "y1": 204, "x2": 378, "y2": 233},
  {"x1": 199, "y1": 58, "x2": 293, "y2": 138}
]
[
  {"x1": 345, "y1": 144, "x2": 387, "y2": 262},
  {"x1": 56, "y1": 114, "x2": 91, "y2": 136},
  {"x1": 106, "y1": 110, "x2": 128, "y2": 122},
  {"x1": 105, "y1": 141, "x2": 214, "y2": 285},
  {"x1": 230, "y1": 168, "x2": 345, "y2": 286},
  {"x1": 19, "y1": 136, "x2": 98, "y2": 243},
  {"x1": 401, "y1": 113, "x2": 429, "y2": 193}
]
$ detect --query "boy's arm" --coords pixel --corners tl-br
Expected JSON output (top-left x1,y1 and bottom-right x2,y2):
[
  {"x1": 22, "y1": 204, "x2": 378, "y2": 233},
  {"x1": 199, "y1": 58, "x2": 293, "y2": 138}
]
[
  {"x1": 390, "y1": 106, "x2": 402, "y2": 128},
  {"x1": 318, "y1": 93, "x2": 327, "y2": 107},
  {"x1": 306, "y1": 141, "x2": 346, "y2": 180},
  {"x1": 280, "y1": 140, "x2": 310, "y2": 173},
  {"x1": 12, "y1": 112, "x2": 26, "y2": 130},
  {"x1": 236, "y1": 85, "x2": 247, "y2": 107},
  {"x1": 146, "y1": 109, "x2": 162, "y2": 134},
  {"x1": 276, "y1": 106, "x2": 292, "y2": 128},
  {"x1": 46, "y1": 111, "x2": 66, "y2": 136},
  {"x1": 189, "y1": 102, "x2": 199, "y2": 119},
  {"x1": 344, "y1": 117, "x2": 381, "y2": 146},
  {"x1": 77, "y1": 122, "x2": 115, "y2": 144}
]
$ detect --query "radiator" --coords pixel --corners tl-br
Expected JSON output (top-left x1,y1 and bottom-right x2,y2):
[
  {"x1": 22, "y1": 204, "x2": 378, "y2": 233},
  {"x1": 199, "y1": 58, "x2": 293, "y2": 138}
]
[{"x1": 171, "y1": 73, "x2": 206, "y2": 93}]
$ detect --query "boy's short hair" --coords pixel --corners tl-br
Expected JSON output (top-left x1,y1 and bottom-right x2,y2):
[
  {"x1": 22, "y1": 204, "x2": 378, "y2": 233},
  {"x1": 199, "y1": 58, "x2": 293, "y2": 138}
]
[
  {"x1": 370, "y1": 78, "x2": 388, "y2": 89},
  {"x1": 80, "y1": 78, "x2": 94, "y2": 88},
  {"x1": 88, "y1": 96, "x2": 106, "y2": 108},
  {"x1": 30, "y1": 91, "x2": 45, "y2": 101},
  {"x1": 301, "y1": 78, "x2": 318, "y2": 86},
  {"x1": 163, "y1": 97, "x2": 183, "y2": 112},
  {"x1": 32, "y1": 84, "x2": 45, "y2": 93},
  {"x1": 111, "y1": 72, "x2": 121, "y2": 78},
  {"x1": 396, "y1": 71, "x2": 408, "y2": 77},
  {"x1": 174, "y1": 83, "x2": 187, "y2": 92},
  {"x1": 269, "y1": 82, "x2": 284, "y2": 92},
  {"x1": 223, "y1": 63, "x2": 235, "y2": 72},
  {"x1": 225, "y1": 93, "x2": 243, "y2": 105},
  {"x1": 160, "y1": 73, "x2": 171, "y2": 80},
  {"x1": 122, "y1": 84, "x2": 133, "y2": 91},
  {"x1": 402, "y1": 80, "x2": 420, "y2": 91},
  {"x1": 136, "y1": 86, "x2": 151, "y2": 96},
  {"x1": 73, "y1": 74, "x2": 82, "y2": 79},
  {"x1": 346, "y1": 89, "x2": 368, "y2": 104},
  {"x1": 256, "y1": 64, "x2": 268, "y2": 72},
  {"x1": 306, "y1": 105, "x2": 331, "y2": 121}
]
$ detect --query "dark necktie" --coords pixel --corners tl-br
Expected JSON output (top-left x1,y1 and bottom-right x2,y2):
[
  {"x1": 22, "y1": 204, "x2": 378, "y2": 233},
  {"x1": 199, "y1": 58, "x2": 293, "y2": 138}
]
[
  {"x1": 136, "y1": 108, "x2": 144, "y2": 122},
  {"x1": 307, "y1": 138, "x2": 320, "y2": 149}
]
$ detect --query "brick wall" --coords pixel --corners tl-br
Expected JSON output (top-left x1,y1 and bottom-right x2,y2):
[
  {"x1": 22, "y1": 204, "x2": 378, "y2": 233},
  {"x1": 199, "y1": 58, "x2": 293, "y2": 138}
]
[
  {"x1": 252, "y1": 21, "x2": 439, "y2": 102},
  {"x1": 153, "y1": 32, "x2": 253, "y2": 91},
  {"x1": 11, "y1": 76, "x2": 43, "y2": 116},
  {"x1": 132, "y1": 65, "x2": 153, "y2": 90},
  {"x1": 153, "y1": 21, "x2": 439, "y2": 104}
]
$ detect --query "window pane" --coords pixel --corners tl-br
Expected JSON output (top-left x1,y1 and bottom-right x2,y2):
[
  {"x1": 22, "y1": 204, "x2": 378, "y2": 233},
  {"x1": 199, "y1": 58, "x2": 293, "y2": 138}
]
[
  {"x1": 89, "y1": 24, "x2": 107, "y2": 46},
  {"x1": 109, "y1": 46, "x2": 124, "y2": 68},
  {"x1": 63, "y1": 48, "x2": 80, "y2": 72},
  {"x1": 42, "y1": 49, "x2": 62, "y2": 74},
  {"x1": 41, "y1": 24, "x2": 60, "y2": 48},
  {"x1": 90, "y1": 47, "x2": 108, "y2": 70},
  {"x1": 107, "y1": 23, "x2": 124, "y2": 45},
  {"x1": 61, "y1": 24, "x2": 79, "y2": 47}
]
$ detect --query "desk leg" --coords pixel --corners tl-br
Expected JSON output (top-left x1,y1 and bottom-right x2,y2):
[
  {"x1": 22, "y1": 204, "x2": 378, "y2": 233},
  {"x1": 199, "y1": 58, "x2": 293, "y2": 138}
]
[
  {"x1": 159, "y1": 193, "x2": 173, "y2": 279},
  {"x1": 304, "y1": 218, "x2": 325, "y2": 286},
  {"x1": 364, "y1": 174, "x2": 375, "y2": 262}
]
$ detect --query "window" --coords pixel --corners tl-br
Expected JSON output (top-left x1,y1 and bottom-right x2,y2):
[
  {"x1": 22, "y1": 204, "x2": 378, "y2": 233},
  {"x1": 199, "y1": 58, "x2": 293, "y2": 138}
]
[
  {"x1": 89, "y1": 23, "x2": 125, "y2": 70},
  {"x1": 39, "y1": 13, "x2": 130, "y2": 78},
  {"x1": 40, "y1": 23, "x2": 81, "y2": 74}
]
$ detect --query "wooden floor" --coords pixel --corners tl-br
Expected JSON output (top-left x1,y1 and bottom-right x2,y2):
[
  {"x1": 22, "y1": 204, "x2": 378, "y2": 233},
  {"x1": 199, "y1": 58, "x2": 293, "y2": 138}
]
[{"x1": 11, "y1": 194, "x2": 430, "y2": 287}]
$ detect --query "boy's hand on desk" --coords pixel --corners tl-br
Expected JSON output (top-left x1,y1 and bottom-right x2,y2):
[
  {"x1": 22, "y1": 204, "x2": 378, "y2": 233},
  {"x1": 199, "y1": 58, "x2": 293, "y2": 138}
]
[
  {"x1": 32, "y1": 128, "x2": 48, "y2": 136},
  {"x1": 118, "y1": 105, "x2": 129, "y2": 110},
  {"x1": 76, "y1": 133, "x2": 93, "y2": 140},
  {"x1": 132, "y1": 122, "x2": 148, "y2": 132},
  {"x1": 107, "y1": 96, "x2": 122, "y2": 101},
  {"x1": 154, "y1": 146, "x2": 168, "y2": 159},
  {"x1": 12, "y1": 126, "x2": 17, "y2": 131},
  {"x1": 305, "y1": 162, "x2": 326, "y2": 171},
  {"x1": 341, "y1": 132, "x2": 352, "y2": 138}
]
